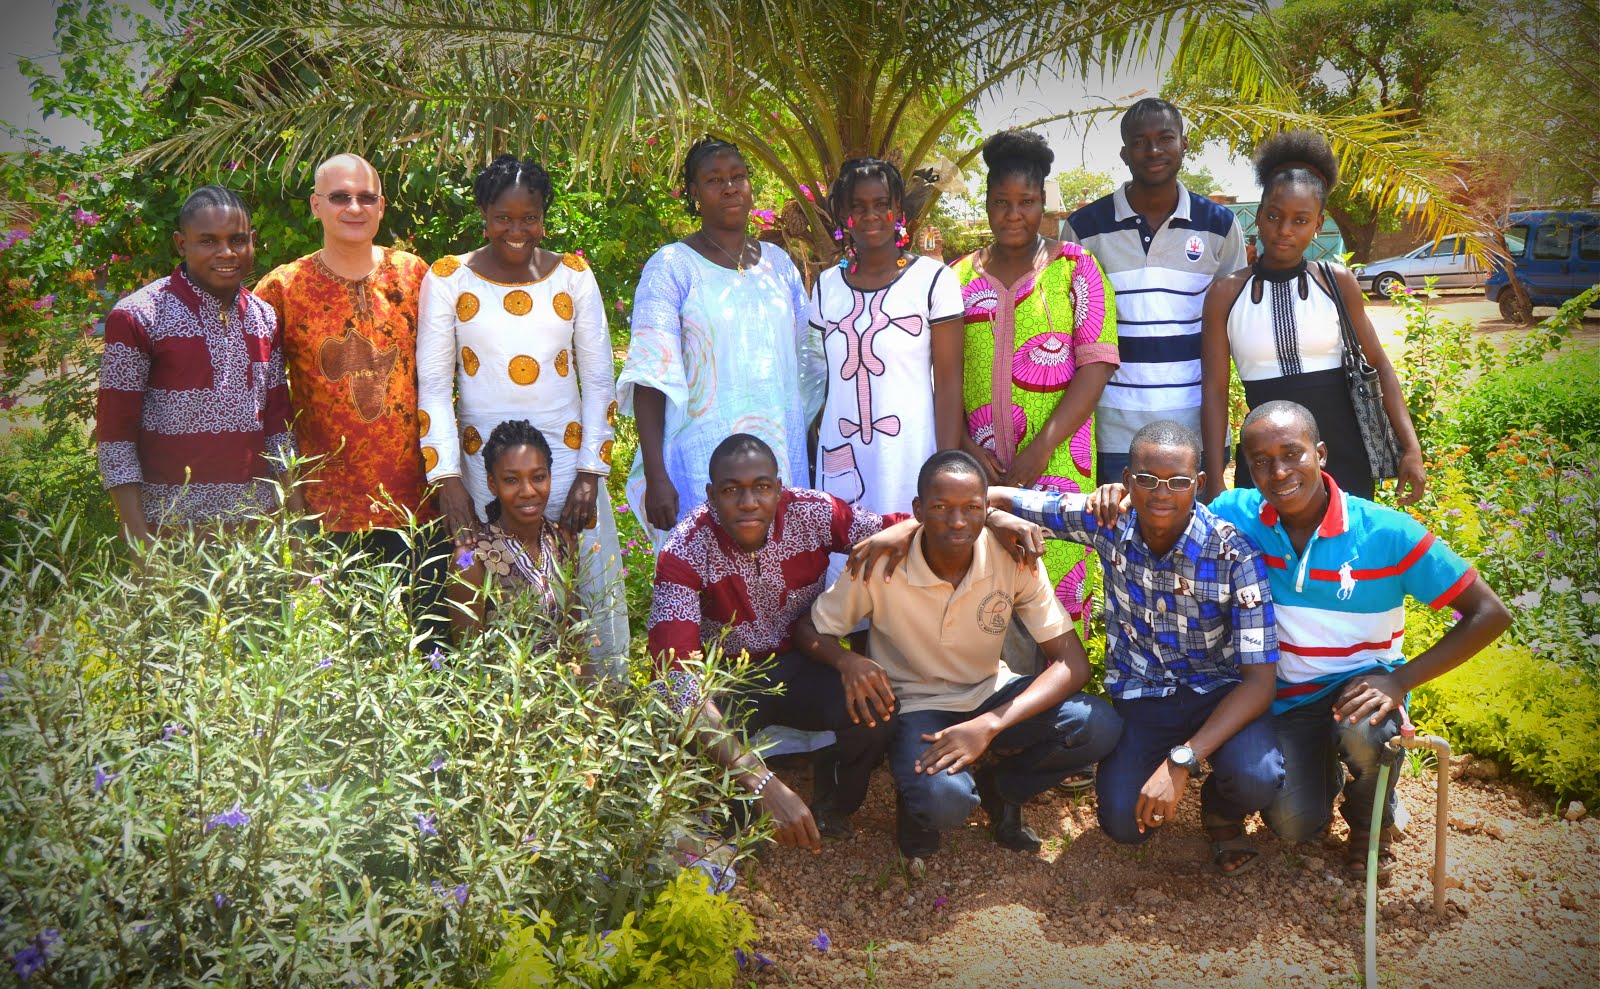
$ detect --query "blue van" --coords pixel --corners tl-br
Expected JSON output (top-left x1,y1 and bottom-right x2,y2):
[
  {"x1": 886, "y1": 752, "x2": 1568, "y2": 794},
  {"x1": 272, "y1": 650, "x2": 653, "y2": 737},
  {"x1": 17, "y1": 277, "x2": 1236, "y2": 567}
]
[{"x1": 1485, "y1": 209, "x2": 1600, "y2": 322}]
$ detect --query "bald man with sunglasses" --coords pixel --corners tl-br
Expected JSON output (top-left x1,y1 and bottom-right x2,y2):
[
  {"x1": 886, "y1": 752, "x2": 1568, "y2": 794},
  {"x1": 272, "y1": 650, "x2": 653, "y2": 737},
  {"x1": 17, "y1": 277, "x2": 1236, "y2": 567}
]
[{"x1": 988, "y1": 418, "x2": 1285, "y2": 876}]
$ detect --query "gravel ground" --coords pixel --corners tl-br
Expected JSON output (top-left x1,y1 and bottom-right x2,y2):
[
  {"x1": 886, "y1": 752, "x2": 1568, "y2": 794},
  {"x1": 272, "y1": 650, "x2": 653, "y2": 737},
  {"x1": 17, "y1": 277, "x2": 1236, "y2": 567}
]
[{"x1": 731, "y1": 759, "x2": 1599, "y2": 989}]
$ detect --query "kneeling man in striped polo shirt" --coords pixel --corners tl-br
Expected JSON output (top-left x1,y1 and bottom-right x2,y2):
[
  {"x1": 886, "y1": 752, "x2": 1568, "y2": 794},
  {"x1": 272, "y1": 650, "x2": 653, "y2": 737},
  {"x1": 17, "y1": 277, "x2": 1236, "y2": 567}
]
[{"x1": 1208, "y1": 401, "x2": 1510, "y2": 877}]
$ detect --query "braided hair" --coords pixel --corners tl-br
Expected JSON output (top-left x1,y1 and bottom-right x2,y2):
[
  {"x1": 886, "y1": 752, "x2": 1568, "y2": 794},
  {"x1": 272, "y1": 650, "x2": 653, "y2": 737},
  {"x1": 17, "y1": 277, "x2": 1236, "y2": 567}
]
[
  {"x1": 1254, "y1": 131, "x2": 1340, "y2": 207},
  {"x1": 481, "y1": 419, "x2": 554, "y2": 524},
  {"x1": 826, "y1": 157, "x2": 907, "y2": 269},
  {"x1": 679, "y1": 136, "x2": 744, "y2": 218},
  {"x1": 472, "y1": 154, "x2": 556, "y2": 211},
  {"x1": 178, "y1": 184, "x2": 250, "y2": 232},
  {"x1": 981, "y1": 129, "x2": 1054, "y2": 197}
]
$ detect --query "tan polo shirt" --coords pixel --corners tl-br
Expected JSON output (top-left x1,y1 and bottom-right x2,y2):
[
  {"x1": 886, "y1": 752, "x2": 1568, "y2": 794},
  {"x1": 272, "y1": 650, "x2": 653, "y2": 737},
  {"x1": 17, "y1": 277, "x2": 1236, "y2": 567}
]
[{"x1": 810, "y1": 528, "x2": 1073, "y2": 715}]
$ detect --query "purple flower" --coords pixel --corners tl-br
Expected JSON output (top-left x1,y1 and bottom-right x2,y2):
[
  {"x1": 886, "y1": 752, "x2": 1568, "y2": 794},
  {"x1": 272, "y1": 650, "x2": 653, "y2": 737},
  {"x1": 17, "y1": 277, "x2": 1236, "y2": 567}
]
[
  {"x1": 455, "y1": 547, "x2": 474, "y2": 569},
  {"x1": 1477, "y1": 499, "x2": 1493, "y2": 511},
  {"x1": 310, "y1": 575, "x2": 323, "y2": 586},
  {"x1": 933, "y1": 895, "x2": 949, "y2": 909},
  {"x1": 205, "y1": 803, "x2": 251, "y2": 832},
  {"x1": 1508, "y1": 519, "x2": 1524, "y2": 529},
  {"x1": 213, "y1": 891, "x2": 229, "y2": 908},
  {"x1": 162, "y1": 723, "x2": 187, "y2": 740},
  {"x1": 453, "y1": 883, "x2": 468, "y2": 906},
  {"x1": 810, "y1": 928, "x2": 830, "y2": 952},
  {"x1": 428, "y1": 648, "x2": 443, "y2": 672},
  {"x1": 1451, "y1": 610, "x2": 1463, "y2": 620},
  {"x1": 317, "y1": 657, "x2": 334, "y2": 670},
  {"x1": 1562, "y1": 495, "x2": 1577, "y2": 504},
  {"x1": 12, "y1": 928, "x2": 59, "y2": 980},
  {"x1": 93, "y1": 765, "x2": 119, "y2": 794},
  {"x1": 1519, "y1": 505, "x2": 1537, "y2": 515},
  {"x1": 430, "y1": 756, "x2": 446, "y2": 772},
  {"x1": 595, "y1": 871, "x2": 612, "y2": 884},
  {"x1": 71, "y1": 208, "x2": 101, "y2": 226},
  {"x1": 31, "y1": 293, "x2": 56, "y2": 311},
  {"x1": 0, "y1": 228, "x2": 26, "y2": 251},
  {"x1": 226, "y1": 160, "x2": 242, "y2": 171},
  {"x1": 1444, "y1": 507, "x2": 1461, "y2": 517},
  {"x1": 415, "y1": 812, "x2": 438, "y2": 836}
]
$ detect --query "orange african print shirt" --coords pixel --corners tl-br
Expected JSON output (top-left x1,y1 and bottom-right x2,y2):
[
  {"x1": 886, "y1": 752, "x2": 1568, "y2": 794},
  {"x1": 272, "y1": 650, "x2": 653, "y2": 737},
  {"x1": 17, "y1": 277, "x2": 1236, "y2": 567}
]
[{"x1": 255, "y1": 248, "x2": 437, "y2": 531}]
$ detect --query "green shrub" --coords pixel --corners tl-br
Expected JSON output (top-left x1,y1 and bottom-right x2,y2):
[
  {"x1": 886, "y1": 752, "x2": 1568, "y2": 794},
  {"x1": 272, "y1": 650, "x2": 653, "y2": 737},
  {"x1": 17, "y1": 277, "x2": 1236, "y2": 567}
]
[
  {"x1": 489, "y1": 867, "x2": 759, "y2": 988},
  {"x1": 0, "y1": 423, "x2": 121, "y2": 551},
  {"x1": 0, "y1": 497, "x2": 759, "y2": 986},
  {"x1": 1442, "y1": 349, "x2": 1600, "y2": 455},
  {"x1": 1411, "y1": 641, "x2": 1600, "y2": 804}
]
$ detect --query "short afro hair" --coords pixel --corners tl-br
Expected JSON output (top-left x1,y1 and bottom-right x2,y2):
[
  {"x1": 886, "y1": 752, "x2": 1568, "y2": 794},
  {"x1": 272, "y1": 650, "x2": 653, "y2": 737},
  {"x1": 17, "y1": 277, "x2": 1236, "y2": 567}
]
[
  {"x1": 1129, "y1": 419, "x2": 1202, "y2": 472},
  {"x1": 1254, "y1": 130, "x2": 1339, "y2": 207},
  {"x1": 708, "y1": 432, "x2": 780, "y2": 482},
  {"x1": 1241, "y1": 400, "x2": 1322, "y2": 447},
  {"x1": 915, "y1": 449, "x2": 987, "y2": 501},
  {"x1": 1120, "y1": 97, "x2": 1185, "y2": 142},
  {"x1": 982, "y1": 129, "x2": 1054, "y2": 197}
]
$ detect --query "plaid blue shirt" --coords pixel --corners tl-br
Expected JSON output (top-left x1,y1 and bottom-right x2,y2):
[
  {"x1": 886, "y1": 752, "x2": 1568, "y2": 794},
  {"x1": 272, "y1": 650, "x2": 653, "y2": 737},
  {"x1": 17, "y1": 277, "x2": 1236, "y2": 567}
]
[{"x1": 1009, "y1": 490, "x2": 1278, "y2": 700}]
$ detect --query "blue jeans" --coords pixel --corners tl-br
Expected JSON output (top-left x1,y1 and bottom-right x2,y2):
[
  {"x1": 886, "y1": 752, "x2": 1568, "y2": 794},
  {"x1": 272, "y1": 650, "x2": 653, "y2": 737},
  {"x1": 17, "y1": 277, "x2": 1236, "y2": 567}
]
[
  {"x1": 1261, "y1": 693, "x2": 1403, "y2": 842},
  {"x1": 1095, "y1": 684, "x2": 1285, "y2": 845},
  {"x1": 890, "y1": 674, "x2": 1122, "y2": 834}
]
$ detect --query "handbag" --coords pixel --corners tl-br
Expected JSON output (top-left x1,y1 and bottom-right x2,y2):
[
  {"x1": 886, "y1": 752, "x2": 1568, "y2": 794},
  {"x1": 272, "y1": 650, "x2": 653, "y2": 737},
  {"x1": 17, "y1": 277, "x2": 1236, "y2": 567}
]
[{"x1": 1320, "y1": 261, "x2": 1401, "y2": 480}]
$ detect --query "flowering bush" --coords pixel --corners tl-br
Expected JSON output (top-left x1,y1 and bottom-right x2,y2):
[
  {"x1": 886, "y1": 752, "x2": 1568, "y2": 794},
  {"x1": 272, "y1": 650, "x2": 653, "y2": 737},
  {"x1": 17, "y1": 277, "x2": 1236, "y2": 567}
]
[{"x1": 0, "y1": 492, "x2": 762, "y2": 985}]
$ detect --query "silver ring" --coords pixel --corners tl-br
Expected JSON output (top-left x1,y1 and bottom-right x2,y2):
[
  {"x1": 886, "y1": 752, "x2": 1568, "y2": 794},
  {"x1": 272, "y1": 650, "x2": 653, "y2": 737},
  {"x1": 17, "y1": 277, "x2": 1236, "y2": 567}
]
[{"x1": 1151, "y1": 814, "x2": 1164, "y2": 822}]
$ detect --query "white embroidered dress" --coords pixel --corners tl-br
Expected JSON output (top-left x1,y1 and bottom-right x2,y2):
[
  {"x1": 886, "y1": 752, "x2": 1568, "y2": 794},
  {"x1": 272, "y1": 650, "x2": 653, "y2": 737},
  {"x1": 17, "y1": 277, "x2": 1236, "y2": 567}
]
[{"x1": 416, "y1": 252, "x2": 628, "y2": 666}]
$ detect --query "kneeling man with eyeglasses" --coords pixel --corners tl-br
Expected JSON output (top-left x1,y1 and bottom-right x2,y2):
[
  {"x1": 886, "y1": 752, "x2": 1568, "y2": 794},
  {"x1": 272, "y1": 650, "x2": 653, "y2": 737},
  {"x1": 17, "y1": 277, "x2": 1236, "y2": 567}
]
[{"x1": 990, "y1": 419, "x2": 1286, "y2": 875}]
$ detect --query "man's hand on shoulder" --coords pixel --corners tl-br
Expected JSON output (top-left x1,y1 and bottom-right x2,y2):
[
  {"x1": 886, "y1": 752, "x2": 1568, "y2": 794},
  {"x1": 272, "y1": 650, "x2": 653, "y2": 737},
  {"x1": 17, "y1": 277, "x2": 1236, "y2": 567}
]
[
  {"x1": 846, "y1": 517, "x2": 918, "y2": 581},
  {"x1": 1086, "y1": 483, "x2": 1129, "y2": 524},
  {"x1": 985, "y1": 509, "x2": 1045, "y2": 570}
]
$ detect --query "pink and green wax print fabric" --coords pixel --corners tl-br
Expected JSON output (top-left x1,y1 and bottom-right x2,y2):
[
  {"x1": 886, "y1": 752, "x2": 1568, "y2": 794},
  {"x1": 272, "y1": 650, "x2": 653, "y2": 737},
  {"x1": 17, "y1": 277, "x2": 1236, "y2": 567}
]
[{"x1": 953, "y1": 241, "x2": 1119, "y2": 631}]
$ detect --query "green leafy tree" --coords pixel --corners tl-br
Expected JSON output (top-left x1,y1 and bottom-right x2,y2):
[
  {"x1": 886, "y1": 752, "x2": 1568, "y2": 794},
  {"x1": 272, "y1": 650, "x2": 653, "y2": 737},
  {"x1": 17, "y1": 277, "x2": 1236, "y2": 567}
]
[
  {"x1": 114, "y1": 0, "x2": 1474, "y2": 270},
  {"x1": 1177, "y1": 164, "x2": 1221, "y2": 197},
  {"x1": 1056, "y1": 167, "x2": 1116, "y2": 208},
  {"x1": 1166, "y1": 0, "x2": 1472, "y2": 260}
]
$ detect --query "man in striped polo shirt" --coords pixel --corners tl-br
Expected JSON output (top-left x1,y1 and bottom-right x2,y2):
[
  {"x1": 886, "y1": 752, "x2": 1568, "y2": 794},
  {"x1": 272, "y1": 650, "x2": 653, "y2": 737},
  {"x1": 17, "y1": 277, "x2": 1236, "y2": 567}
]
[
  {"x1": 1064, "y1": 98, "x2": 1246, "y2": 484},
  {"x1": 1212, "y1": 402, "x2": 1509, "y2": 875}
]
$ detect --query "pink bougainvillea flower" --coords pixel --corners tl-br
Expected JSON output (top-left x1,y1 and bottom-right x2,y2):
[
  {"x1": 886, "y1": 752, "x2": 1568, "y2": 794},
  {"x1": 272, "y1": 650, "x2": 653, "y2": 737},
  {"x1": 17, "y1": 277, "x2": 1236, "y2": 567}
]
[
  {"x1": 799, "y1": 184, "x2": 815, "y2": 202},
  {"x1": 71, "y1": 208, "x2": 101, "y2": 227}
]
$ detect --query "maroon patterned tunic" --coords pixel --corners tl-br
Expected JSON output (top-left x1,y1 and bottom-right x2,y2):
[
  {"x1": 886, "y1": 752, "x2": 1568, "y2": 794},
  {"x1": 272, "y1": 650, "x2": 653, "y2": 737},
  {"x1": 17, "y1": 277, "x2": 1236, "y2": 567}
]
[
  {"x1": 648, "y1": 487, "x2": 905, "y2": 672},
  {"x1": 96, "y1": 267, "x2": 294, "y2": 526}
]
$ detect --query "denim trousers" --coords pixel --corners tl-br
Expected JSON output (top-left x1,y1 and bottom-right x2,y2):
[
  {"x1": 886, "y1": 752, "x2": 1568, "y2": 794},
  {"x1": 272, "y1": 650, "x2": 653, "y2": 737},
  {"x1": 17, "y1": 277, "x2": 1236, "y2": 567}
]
[
  {"x1": 726, "y1": 651, "x2": 894, "y2": 816},
  {"x1": 1261, "y1": 691, "x2": 1404, "y2": 842},
  {"x1": 1095, "y1": 684, "x2": 1285, "y2": 845},
  {"x1": 890, "y1": 674, "x2": 1123, "y2": 834}
]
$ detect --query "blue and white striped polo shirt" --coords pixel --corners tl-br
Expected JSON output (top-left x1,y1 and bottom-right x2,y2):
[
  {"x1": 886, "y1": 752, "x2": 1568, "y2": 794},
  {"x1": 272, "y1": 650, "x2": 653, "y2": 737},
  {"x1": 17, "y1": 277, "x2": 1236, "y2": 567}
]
[
  {"x1": 1064, "y1": 182, "x2": 1246, "y2": 455},
  {"x1": 1210, "y1": 474, "x2": 1478, "y2": 713}
]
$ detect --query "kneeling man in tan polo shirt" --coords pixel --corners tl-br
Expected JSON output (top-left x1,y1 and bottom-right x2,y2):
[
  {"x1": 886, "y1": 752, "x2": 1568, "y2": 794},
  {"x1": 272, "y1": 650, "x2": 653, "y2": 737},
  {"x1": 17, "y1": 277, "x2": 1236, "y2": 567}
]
[{"x1": 796, "y1": 450, "x2": 1123, "y2": 864}]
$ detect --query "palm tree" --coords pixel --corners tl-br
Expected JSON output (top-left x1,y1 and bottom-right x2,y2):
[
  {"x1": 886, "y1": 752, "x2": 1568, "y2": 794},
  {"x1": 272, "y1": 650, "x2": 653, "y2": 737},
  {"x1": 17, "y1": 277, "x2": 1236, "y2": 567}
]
[{"x1": 127, "y1": 0, "x2": 1477, "y2": 269}]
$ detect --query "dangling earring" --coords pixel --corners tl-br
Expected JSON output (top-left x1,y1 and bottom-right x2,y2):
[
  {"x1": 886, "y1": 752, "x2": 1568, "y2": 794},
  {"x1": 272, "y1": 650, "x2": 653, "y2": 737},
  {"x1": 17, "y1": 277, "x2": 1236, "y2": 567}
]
[{"x1": 895, "y1": 217, "x2": 909, "y2": 248}]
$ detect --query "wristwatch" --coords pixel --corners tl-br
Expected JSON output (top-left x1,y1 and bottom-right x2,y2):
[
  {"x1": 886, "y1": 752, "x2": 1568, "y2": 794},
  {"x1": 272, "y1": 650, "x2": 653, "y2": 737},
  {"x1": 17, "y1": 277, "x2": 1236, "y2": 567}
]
[{"x1": 1168, "y1": 744, "x2": 1203, "y2": 778}]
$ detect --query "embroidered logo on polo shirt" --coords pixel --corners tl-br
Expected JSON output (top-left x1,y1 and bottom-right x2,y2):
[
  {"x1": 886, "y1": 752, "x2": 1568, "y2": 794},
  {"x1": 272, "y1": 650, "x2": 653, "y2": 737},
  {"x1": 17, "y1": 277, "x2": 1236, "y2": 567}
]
[
  {"x1": 1338, "y1": 554, "x2": 1360, "y2": 600},
  {"x1": 977, "y1": 590, "x2": 1011, "y2": 634},
  {"x1": 1184, "y1": 234, "x2": 1205, "y2": 262}
]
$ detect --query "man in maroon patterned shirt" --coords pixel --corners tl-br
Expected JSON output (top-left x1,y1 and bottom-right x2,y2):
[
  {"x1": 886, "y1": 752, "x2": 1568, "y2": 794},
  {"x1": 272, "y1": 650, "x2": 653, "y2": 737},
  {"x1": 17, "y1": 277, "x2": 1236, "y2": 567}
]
[
  {"x1": 96, "y1": 186, "x2": 293, "y2": 546},
  {"x1": 650, "y1": 433, "x2": 903, "y2": 848}
]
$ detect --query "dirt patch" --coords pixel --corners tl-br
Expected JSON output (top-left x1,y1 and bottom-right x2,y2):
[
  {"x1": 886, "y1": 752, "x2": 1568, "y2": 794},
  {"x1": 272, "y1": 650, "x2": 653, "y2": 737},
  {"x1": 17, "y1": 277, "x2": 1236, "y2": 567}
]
[{"x1": 734, "y1": 763, "x2": 1599, "y2": 988}]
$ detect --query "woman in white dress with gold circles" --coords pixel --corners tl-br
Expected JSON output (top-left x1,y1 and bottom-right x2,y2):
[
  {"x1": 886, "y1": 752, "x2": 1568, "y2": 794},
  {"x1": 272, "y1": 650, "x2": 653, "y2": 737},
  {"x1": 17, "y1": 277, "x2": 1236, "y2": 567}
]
[{"x1": 417, "y1": 155, "x2": 628, "y2": 668}]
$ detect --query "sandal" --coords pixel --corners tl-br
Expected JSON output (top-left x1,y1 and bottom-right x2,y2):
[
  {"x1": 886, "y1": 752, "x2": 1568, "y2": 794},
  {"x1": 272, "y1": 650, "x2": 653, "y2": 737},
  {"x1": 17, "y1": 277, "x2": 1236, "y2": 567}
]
[
  {"x1": 1347, "y1": 830, "x2": 1398, "y2": 881},
  {"x1": 1207, "y1": 827, "x2": 1264, "y2": 878}
]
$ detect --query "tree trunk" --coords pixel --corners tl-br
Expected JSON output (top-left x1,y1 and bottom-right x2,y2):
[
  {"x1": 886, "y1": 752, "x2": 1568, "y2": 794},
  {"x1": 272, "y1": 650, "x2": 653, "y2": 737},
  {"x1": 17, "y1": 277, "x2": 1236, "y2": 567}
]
[{"x1": 1325, "y1": 203, "x2": 1380, "y2": 263}]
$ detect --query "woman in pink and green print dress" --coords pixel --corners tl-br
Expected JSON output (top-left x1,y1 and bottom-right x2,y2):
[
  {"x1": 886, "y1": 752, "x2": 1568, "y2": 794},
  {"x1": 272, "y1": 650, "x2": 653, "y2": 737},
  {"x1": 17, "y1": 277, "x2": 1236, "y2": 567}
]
[{"x1": 955, "y1": 130, "x2": 1119, "y2": 633}]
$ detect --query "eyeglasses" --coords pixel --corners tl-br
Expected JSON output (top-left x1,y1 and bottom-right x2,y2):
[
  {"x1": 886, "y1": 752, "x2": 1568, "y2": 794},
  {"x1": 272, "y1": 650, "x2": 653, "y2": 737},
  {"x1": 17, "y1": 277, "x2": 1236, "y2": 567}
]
[
  {"x1": 319, "y1": 192, "x2": 381, "y2": 207},
  {"x1": 1129, "y1": 473, "x2": 1196, "y2": 491}
]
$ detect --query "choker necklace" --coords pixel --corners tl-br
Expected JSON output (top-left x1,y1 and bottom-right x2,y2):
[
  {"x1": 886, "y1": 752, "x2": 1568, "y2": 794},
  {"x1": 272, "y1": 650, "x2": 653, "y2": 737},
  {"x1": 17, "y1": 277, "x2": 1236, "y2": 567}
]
[
  {"x1": 1253, "y1": 257, "x2": 1308, "y2": 284},
  {"x1": 701, "y1": 232, "x2": 755, "y2": 275}
]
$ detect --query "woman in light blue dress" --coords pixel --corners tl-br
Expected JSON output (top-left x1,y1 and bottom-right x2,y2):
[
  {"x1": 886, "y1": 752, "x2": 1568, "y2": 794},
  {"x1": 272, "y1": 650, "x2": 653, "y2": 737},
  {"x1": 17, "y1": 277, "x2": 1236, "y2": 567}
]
[{"x1": 617, "y1": 138, "x2": 825, "y2": 548}]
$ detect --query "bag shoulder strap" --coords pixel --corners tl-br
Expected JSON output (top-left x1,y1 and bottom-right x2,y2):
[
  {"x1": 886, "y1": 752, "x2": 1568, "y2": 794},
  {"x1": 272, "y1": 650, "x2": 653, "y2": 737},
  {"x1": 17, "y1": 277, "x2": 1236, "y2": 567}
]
[{"x1": 1319, "y1": 260, "x2": 1364, "y2": 364}]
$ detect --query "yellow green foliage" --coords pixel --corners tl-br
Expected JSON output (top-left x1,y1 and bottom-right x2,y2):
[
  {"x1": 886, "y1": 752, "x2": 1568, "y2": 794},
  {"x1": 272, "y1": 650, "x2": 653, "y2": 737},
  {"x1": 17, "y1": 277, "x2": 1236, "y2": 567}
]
[{"x1": 489, "y1": 868, "x2": 758, "y2": 989}]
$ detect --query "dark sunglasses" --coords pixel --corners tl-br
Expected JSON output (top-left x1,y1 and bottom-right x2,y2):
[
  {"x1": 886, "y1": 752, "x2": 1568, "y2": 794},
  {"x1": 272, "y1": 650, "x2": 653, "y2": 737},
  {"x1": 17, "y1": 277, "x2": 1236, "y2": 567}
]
[
  {"x1": 320, "y1": 192, "x2": 381, "y2": 206},
  {"x1": 1130, "y1": 472, "x2": 1196, "y2": 491}
]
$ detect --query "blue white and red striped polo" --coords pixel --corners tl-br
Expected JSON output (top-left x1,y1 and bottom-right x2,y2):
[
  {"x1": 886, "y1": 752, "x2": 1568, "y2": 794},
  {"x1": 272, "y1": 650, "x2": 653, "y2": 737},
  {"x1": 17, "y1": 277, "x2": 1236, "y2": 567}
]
[{"x1": 1210, "y1": 473, "x2": 1476, "y2": 713}]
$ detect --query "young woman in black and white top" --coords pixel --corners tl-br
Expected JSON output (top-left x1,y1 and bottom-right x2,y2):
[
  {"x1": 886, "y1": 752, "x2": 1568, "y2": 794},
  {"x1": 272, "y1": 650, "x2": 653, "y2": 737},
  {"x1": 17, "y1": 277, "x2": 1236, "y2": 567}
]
[{"x1": 1198, "y1": 131, "x2": 1425, "y2": 504}]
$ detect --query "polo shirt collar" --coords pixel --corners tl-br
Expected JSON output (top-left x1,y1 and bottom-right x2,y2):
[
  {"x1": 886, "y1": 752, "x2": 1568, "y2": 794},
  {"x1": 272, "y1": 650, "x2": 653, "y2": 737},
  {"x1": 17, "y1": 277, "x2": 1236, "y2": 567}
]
[
  {"x1": 906, "y1": 528, "x2": 993, "y2": 588},
  {"x1": 1255, "y1": 471, "x2": 1349, "y2": 537},
  {"x1": 1112, "y1": 180, "x2": 1194, "y2": 225},
  {"x1": 1119, "y1": 505, "x2": 1208, "y2": 561}
]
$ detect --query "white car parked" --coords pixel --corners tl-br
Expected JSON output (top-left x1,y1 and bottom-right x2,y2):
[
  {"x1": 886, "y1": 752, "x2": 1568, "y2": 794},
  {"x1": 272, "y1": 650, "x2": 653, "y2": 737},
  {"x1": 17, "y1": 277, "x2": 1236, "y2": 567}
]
[{"x1": 1356, "y1": 235, "x2": 1488, "y2": 299}]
